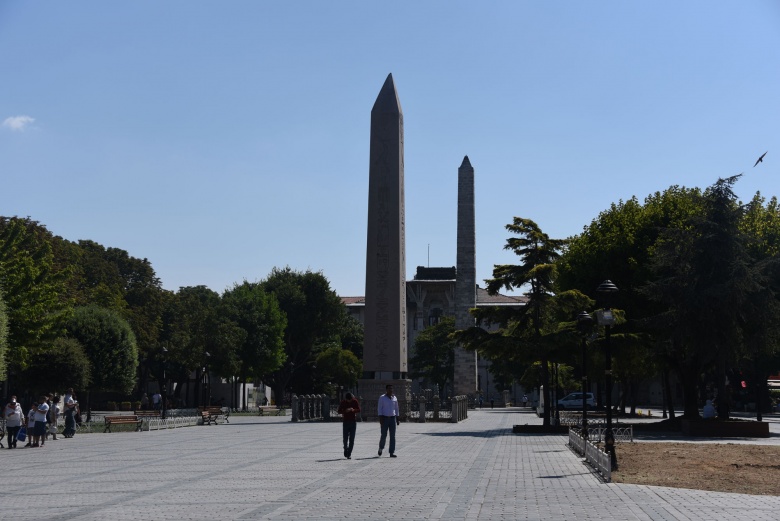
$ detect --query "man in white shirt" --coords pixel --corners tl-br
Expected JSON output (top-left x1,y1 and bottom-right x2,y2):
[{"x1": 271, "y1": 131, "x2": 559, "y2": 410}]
[
  {"x1": 377, "y1": 384, "x2": 400, "y2": 457},
  {"x1": 32, "y1": 395, "x2": 49, "y2": 448}
]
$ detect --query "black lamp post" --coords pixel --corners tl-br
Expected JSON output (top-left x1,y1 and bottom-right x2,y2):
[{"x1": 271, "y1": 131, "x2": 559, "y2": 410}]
[
  {"x1": 577, "y1": 311, "x2": 593, "y2": 439},
  {"x1": 161, "y1": 346, "x2": 168, "y2": 420},
  {"x1": 204, "y1": 351, "x2": 211, "y2": 406},
  {"x1": 596, "y1": 279, "x2": 619, "y2": 470}
]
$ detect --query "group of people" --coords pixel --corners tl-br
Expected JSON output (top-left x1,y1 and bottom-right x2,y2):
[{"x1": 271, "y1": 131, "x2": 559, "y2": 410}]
[
  {"x1": 337, "y1": 384, "x2": 401, "y2": 460},
  {"x1": 3, "y1": 389, "x2": 81, "y2": 449}
]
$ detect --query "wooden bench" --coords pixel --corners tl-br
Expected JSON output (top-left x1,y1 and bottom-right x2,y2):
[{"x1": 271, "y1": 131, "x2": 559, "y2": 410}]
[
  {"x1": 104, "y1": 415, "x2": 142, "y2": 432},
  {"x1": 197, "y1": 406, "x2": 229, "y2": 425},
  {"x1": 258, "y1": 405, "x2": 285, "y2": 416}
]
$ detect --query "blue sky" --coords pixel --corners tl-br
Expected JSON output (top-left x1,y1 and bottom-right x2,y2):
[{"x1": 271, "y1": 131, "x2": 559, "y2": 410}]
[{"x1": 1, "y1": 2, "x2": 779, "y2": 297}]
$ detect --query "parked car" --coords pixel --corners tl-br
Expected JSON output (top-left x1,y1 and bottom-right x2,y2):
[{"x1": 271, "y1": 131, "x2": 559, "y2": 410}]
[{"x1": 557, "y1": 392, "x2": 595, "y2": 410}]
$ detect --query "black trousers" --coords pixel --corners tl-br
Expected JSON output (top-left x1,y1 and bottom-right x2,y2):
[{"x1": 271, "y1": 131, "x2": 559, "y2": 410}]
[
  {"x1": 6, "y1": 426, "x2": 21, "y2": 447},
  {"x1": 342, "y1": 421, "x2": 357, "y2": 456}
]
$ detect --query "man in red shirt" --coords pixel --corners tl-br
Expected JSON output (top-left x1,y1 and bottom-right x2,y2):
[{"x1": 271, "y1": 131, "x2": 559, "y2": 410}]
[{"x1": 337, "y1": 392, "x2": 360, "y2": 459}]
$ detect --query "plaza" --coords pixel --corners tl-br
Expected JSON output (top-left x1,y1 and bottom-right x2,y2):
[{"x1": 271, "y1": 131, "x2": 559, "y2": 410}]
[{"x1": 2, "y1": 409, "x2": 779, "y2": 520}]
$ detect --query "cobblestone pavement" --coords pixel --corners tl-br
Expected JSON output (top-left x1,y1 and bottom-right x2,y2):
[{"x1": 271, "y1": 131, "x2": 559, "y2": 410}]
[{"x1": 2, "y1": 409, "x2": 779, "y2": 520}]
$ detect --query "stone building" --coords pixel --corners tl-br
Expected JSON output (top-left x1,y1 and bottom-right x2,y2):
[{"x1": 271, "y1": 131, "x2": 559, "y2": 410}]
[{"x1": 342, "y1": 266, "x2": 527, "y2": 399}]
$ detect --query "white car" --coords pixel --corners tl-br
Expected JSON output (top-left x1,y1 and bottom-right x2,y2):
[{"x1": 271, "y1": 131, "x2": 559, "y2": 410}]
[{"x1": 557, "y1": 392, "x2": 595, "y2": 410}]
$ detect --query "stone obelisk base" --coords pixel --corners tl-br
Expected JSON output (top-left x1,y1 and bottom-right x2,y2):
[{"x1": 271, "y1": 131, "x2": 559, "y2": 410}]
[{"x1": 358, "y1": 379, "x2": 412, "y2": 421}]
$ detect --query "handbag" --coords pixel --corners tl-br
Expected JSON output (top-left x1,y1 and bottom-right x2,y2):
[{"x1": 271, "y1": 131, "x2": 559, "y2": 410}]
[
  {"x1": 49, "y1": 424, "x2": 58, "y2": 434},
  {"x1": 16, "y1": 427, "x2": 27, "y2": 442}
]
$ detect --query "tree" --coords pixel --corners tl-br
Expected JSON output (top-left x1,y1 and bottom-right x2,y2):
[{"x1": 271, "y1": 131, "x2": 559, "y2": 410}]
[
  {"x1": 66, "y1": 305, "x2": 139, "y2": 399},
  {"x1": 222, "y1": 281, "x2": 286, "y2": 410},
  {"x1": 557, "y1": 186, "x2": 704, "y2": 419},
  {"x1": 0, "y1": 217, "x2": 73, "y2": 370},
  {"x1": 314, "y1": 344, "x2": 362, "y2": 391},
  {"x1": 642, "y1": 176, "x2": 770, "y2": 418},
  {"x1": 456, "y1": 217, "x2": 591, "y2": 425},
  {"x1": 22, "y1": 337, "x2": 91, "y2": 395},
  {"x1": 409, "y1": 316, "x2": 456, "y2": 397},
  {"x1": 160, "y1": 286, "x2": 244, "y2": 406},
  {"x1": 0, "y1": 287, "x2": 8, "y2": 381},
  {"x1": 259, "y1": 267, "x2": 346, "y2": 402}
]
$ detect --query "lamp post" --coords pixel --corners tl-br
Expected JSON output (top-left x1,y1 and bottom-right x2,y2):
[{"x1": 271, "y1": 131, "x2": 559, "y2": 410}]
[
  {"x1": 204, "y1": 351, "x2": 211, "y2": 406},
  {"x1": 596, "y1": 279, "x2": 619, "y2": 470},
  {"x1": 577, "y1": 311, "x2": 593, "y2": 439},
  {"x1": 161, "y1": 346, "x2": 168, "y2": 420}
]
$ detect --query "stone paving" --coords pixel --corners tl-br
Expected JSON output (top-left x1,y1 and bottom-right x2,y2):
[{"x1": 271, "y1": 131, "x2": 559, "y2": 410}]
[{"x1": 2, "y1": 409, "x2": 779, "y2": 520}]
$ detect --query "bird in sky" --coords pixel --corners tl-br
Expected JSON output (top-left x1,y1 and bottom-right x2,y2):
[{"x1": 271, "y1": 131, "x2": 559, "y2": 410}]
[{"x1": 754, "y1": 151, "x2": 768, "y2": 167}]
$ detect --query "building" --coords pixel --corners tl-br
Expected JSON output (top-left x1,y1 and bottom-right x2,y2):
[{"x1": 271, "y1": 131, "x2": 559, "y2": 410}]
[{"x1": 343, "y1": 266, "x2": 527, "y2": 400}]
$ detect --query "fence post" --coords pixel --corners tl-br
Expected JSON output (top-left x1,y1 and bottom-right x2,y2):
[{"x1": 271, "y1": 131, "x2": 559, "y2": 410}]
[
  {"x1": 419, "y1": 397, "x2": 427, "y2": 423},
  {"x1": 291, "y1": 394, "x2": 299, "y2": 422},
  {"x1": 433, "y1": 395, "x2": 441, "y2": 420},
  {"x1": 323, "y1": 395, "x2": 330, "y2": 421}
]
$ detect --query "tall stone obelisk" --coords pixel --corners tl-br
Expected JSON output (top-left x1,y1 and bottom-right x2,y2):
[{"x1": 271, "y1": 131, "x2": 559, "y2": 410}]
[
  {"x1": 454, "y1": 156, "x2": 478, "y2": 397},
  {"x1": 360, "y1": 73, "x2": 410, "y2": 419}
]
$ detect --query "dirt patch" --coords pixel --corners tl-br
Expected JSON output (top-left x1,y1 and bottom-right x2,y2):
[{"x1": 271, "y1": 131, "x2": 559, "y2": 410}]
[{"x1": 611, "y1": 442, "x2": 780, "y2": 495}]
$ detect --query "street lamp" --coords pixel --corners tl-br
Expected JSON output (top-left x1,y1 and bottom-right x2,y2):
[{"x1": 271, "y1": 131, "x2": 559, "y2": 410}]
[
  {"x1": 204, "y1": 351, "x2": 211, "y2": 406},
  {"x1": 161, "y1": 346, "x2": 168, "y2": 420},
  {"x1": 577, "y1": 311, "x2": 594, "y2": 439},
  {"x1": 596, "y1": 279, "x2": 619, "y2": 470}
]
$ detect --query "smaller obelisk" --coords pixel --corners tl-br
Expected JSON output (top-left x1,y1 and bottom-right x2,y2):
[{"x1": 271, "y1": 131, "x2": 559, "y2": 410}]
[
  {"x1": 360, "y1": 73, "x2": 410, "y2": 419},
  {"x1": 454, "y1": 156, "x2": 478, "y2": 397}
]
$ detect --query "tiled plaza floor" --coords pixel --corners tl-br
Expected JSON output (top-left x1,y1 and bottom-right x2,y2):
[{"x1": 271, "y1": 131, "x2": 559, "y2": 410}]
[{"x1": 2, "y1": 408, "x2": 778, "y2": 520}]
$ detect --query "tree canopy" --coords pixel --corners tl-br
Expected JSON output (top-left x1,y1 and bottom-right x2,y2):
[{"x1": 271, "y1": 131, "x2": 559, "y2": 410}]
[{"x1": 66, "y1": 305, "x2": 138, "y2": 395}]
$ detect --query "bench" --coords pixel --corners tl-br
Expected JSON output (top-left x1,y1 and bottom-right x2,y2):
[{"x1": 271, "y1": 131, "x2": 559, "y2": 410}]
[
  {"x1": 258, "y1": 405, "x2": 285, "y2": 416},
  {"x1": 104, "y1": 415, "x2": 142, "y2": 432},
  {"x1": 197, "y1": 406, "x2": 229, "y2": 425}
]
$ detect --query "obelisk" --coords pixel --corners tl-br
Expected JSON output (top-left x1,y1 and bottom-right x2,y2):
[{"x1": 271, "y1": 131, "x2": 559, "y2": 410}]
[
  {"x1": 360, "y1": 73, "x2": 410, "y2": 419},
  {"x1": 454, "y1": 156, "x2": 478, "y2": 397}
]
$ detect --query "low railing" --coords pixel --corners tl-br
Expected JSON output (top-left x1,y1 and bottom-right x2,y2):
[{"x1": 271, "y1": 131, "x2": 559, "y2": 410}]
[
  {"x1": 146, "y1": 415, "x2": 199, "y2": 431},
  {"x1": 450, "y1": 395, "x2": 469, "y2": 422},
  {"x1": 409, "y1": 396, "x2": 451, "y2": 421},
  {"x1": 291, "y1": 394, "x2": 331, "y2": 422},
  {"x1": 588, "y1": 425, "x2": 633, "y2": 443},
  {"x1": 568, "y1": 428, "x2": 613, "y2": 482}
]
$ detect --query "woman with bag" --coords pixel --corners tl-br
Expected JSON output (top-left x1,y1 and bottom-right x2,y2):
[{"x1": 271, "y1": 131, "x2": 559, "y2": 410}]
[{"x1": 3, "y1": 396, "x2": 25, "y2": 449}]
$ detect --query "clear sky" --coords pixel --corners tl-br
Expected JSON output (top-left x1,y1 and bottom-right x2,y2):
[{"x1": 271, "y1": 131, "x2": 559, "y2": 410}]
[{"x1": 2, "y1": 2, "x2": 779, "y2": 298}]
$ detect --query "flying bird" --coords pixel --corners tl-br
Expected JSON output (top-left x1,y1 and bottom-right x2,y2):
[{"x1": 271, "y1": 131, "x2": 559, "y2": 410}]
[{"x1": 754, "y1": 151, "x2": 767, "y2": 167}]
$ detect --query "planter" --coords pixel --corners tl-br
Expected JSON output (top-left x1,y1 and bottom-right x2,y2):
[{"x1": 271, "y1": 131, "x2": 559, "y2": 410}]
[
  {"x1": 512, "y1": 425, "x2": 569, "y2": 434},
  {"x1": 681, "y1": 419, "x2": 769, "y2": 438}
]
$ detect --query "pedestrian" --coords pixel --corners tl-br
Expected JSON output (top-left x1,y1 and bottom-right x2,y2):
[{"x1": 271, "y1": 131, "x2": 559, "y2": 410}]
[
  {"x1": 522, "y1": 394, "x2": 528, "y2": 407},
  {"x1": 25, "y1": 402, "x2": 37, "y2": 447},
  {"x1": 337, "y1": 392, "x2": 360, "y2": 459},
  {"x1": 4, "y1": 396, "x2": 25, "y2": 449},
  {"x1": 47, "y1": 396, "x2": 60, "y2": 440},
  {"x1": 32, "y1": 396, "x2": 49, "y2": 447},
  {"x1": 140, "y1": 393, "x2": 150, "y2": 410},
  {"x1": 377, "y1": 384, "x2": 400, "y2": 458},
  {"x1": 63, "y1": 399, "x2": 78, "y2": 438},
  {"x1": 63, "y1": 388, "x2": 74, "y2": 405},
  {"x1": 152, "y1": 392, "x2": 161, "y2": 411}
]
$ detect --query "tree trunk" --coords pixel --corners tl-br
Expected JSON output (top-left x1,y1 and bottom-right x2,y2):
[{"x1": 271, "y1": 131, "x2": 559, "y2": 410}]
[
  {"x1": 680, "y1": 366, "x2": 701, "y2": 418},
  {"x1": 540, "y1": 358, "x2": 550, "y2": 426},
  {"x1": 716, "y1": 353, "x2": 729, "y2": 419},
  {"x1": 663, "y1": 369, "x2": 675, "y2": 420}
]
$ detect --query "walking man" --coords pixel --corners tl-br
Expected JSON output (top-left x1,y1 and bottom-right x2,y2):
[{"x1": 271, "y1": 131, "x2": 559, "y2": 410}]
[
  {"x1": 377, "y1": 384, "x2": 400, "y2": 457},
  {"x1": 337, "y1": 392, "x2": 360, "y2": 459}
]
